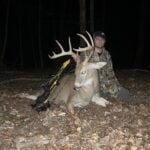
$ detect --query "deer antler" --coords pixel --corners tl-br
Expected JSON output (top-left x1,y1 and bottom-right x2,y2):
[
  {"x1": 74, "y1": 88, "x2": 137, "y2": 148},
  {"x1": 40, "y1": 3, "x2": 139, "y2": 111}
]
[
  {"x1": 73, "y1": 31, "x2": 94, "y2": 52},
  {"x1": 48, "y1": 31, "x2": 94, "y2": 63},
  {"x1": 48, "y1": 37, "x2": 73, "y2": 59},
  {"x1": 74, "y1": 31, "x2": 94, "y2": 63}
]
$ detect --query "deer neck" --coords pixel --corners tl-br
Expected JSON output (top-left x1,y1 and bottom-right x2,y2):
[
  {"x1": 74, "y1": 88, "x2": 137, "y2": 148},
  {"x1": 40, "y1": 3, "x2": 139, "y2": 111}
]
[{"x1": 75, "y1": 69, "x2": 98, "y2": 99}]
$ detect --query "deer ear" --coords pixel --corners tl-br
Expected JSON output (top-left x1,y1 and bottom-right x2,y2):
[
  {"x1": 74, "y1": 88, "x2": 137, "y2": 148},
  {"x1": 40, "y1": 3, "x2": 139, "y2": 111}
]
[{"x1": 90, "y1": 62, "x2": 107, "y2": 69}]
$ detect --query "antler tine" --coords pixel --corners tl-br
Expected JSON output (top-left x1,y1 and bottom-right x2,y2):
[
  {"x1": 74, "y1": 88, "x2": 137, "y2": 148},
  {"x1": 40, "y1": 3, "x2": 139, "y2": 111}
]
[
  {"x1": 48, "y1": 37, "x2": 73, "y2": 59},
  {"x1": 86, "y1": 31, "x2": 94, "y2": 47},
  {"x1": 77, "y1": 33, "x2": 91, "y2": 47},
  {"x1": 55, "y1": 40, "x2": 64, "y2": 53},
  {"x1": 68, "y1": 36, "x2": 72, "y2": 51}
]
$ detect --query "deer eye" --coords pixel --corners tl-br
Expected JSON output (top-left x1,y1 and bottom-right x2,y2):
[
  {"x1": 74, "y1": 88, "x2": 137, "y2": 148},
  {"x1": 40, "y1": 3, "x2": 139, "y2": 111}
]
[{"x1": 81, "y1": 70, "x2": 86, "y2": 75}]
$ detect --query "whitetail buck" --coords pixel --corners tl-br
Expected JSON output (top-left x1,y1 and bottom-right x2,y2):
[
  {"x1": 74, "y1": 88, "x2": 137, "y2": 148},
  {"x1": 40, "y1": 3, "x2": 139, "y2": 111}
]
[{"x1": 48, "y1": 31, "x2": 110, "y2": 114}]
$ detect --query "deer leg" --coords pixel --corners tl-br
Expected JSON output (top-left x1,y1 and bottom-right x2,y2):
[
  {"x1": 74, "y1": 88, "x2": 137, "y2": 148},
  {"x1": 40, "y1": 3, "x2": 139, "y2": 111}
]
[
  {"x1": 66, "y1": 101, "x2": 82, "y2": 127},
  {"x1": 67, "y1": 102, "x2": 75, "y2": 115},
  {"x1": 92, "y1": 94, "x2": 110, "y2": 107}
]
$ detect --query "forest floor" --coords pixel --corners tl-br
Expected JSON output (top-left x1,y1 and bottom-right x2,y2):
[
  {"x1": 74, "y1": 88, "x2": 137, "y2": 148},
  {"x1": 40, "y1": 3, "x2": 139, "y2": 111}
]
[{"x1": 0, "y1": 69, "x2": 150, "y2": 150}]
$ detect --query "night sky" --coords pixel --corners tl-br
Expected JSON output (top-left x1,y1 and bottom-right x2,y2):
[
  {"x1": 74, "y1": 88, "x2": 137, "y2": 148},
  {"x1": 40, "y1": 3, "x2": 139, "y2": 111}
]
[{"x1": 0, "y1": 0, "x2": 149, "y2": 70}]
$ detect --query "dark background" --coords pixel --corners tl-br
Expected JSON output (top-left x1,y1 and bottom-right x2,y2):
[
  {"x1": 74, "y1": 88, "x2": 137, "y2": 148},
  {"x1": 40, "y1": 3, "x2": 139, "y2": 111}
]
[{"x1": 0, "y1": 0, "x2": 149, "y2": 70}]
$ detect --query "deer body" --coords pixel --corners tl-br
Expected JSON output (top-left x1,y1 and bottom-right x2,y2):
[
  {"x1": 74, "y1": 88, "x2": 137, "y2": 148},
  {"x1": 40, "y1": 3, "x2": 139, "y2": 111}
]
[{"x1": 49, "y1": 61, "x2": 108, "y2": 114}]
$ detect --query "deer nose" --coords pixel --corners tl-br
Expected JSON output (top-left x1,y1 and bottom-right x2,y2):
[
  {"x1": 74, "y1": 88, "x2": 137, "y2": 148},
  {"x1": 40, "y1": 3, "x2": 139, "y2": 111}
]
[
  {"x1": 74, "y1": 82, "x2": 81, "y2": 88},
  {"x1": 74, "y1": 81, "x2": 82, "y2": 91}
]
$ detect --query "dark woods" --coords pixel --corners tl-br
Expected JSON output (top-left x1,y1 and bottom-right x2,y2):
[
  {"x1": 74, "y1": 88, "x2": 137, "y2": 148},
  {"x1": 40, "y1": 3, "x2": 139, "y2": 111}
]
[{"x1": 0, "y1": 0, "x2": 149, "y2": 70}]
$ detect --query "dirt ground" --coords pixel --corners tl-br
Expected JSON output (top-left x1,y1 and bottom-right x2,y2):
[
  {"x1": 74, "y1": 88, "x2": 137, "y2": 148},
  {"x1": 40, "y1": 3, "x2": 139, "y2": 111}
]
[{"x1": 0, "y1": 70, "x2": 150, "y2": 150}]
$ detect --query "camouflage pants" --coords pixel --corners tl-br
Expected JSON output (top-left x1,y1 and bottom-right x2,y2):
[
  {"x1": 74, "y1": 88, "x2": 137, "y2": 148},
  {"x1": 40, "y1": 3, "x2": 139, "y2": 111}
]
[{"x1": 99, "y1": 80, "x2": 120, "y2": 98}]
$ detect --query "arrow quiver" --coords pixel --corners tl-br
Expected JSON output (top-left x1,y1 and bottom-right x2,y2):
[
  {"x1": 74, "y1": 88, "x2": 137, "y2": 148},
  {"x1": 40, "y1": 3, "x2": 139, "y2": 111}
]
[{"x1": 48, "y1": 59, "x2": 71, "y2": 91}]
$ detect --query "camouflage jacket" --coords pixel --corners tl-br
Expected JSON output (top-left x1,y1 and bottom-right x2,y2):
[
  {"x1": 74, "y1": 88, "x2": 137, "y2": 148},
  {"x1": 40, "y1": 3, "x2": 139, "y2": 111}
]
[{"x1": 81, "y1": 48, "x2": 121, "y2": 97}]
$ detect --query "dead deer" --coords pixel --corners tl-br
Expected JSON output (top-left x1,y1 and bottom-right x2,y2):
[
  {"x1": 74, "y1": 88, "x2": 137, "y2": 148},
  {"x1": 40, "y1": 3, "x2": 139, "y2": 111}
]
[{"x1": 48, "y1": 31, "x2": 110, "y2": 114}]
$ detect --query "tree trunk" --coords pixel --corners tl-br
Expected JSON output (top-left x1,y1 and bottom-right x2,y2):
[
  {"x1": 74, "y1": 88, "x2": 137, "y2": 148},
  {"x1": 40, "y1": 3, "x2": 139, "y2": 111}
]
[
  {"x1": 90, "y1": 0, "x2": 94, "y2": 33},
  {"x1": 30, "y1": 27, "x2": 38, "y2": 69},
  {"x1": 0, "y1": 0, "x2": 10, "y2": 65},
  {"x1": 18, "y1": 21, "x2": 24, "y2": 69},
  {"x1": 101, "y1": 0, "x2": 106, "y2": 31},
  {"x1": 59, "y1": 1, "x2": 66, "y2": 39},
  {"x1": 134, "y1": 0, "x2": 147, "y2": 68},
  {"x1": 80, "y1": 0, "x2": 86, "y2": 33},
  {"x1": 18, "y1": 1, "x2": 24, "y2": 69},
  {"x1": 79, "y1": 0, "x2": 86, "y2": 47},
  {"x1": 38, "y1": 0, "x2": 44, "y2": 68},
  {"x1": 0, "y1": 33, "x2": 2, "y2": 56}
]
